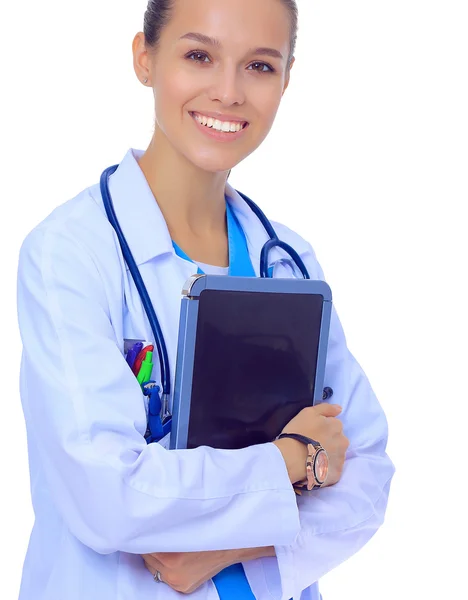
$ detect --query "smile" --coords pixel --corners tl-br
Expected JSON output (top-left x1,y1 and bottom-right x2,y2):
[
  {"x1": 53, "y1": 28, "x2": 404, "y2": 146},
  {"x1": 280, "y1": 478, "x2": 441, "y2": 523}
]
[{"x1": 190, "y1": 111, "x2": 248, "y2": 133}]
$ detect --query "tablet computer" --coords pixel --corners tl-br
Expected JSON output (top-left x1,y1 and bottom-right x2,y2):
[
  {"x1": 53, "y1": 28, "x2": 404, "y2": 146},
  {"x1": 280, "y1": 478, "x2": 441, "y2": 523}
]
[{"x1": 170, "y1": 274, "x2": 332, "y2": 450}]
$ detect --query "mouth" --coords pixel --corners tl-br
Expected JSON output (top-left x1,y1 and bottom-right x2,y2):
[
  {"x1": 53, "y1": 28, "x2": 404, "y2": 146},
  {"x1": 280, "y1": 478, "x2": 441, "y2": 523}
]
[{"x1": 189, "y1": 111, "x2": 249, "y2": 134}]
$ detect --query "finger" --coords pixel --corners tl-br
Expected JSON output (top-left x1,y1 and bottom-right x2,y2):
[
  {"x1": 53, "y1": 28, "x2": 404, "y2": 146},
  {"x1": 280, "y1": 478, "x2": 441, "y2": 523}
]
[
  {"x1": 331, "y1": 418, "x2": 344, "y2": 433},
  {"x1": 143, "y1": 557, "x2": 157, "y2": 573},
  {"x1": 142, "y1": 554, "x2": 163, "y2": 573},
  {"x1": 312, "y1": 403, "x2": 342, "y2": 417},
  {"x1": 152, "y1": 569, "x2": 164, "y2": 584},
  {"x1": 145, "y1": 561, "x2": 165, "y2": 585}
]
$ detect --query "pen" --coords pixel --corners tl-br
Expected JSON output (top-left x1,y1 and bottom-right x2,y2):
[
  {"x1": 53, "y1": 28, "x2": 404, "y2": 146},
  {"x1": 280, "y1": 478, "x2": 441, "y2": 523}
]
[
  {"x1": 132, "y1": 345, "x2": 154, "y2": 376},
  {"x1": 137, "y1": 351, "x2": 154, "y2": 385},
  {"x1": 126, "y1": 342, "x2": 143, "y2": 371}
]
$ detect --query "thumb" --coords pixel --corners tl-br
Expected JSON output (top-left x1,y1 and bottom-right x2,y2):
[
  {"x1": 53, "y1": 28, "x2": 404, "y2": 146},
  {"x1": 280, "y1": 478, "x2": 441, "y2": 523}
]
[{"x1": 313, "y1": 402, "x2": 342, "y2": 417}]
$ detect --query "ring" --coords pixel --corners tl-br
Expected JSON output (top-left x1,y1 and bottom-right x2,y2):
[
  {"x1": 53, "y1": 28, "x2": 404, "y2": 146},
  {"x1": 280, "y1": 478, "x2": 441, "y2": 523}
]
[{"x1": 153, "y1": 570, "x2": 163, "y2": 583}]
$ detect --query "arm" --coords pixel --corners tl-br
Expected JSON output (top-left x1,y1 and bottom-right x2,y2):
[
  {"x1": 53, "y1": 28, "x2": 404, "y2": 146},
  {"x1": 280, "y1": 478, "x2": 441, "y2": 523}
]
[
  {"x1": 142, "y1": 545, "x2": 276, "y2": 593},
  {"x1": 17, "y1": 220, "x2": 300, "y2": 555},
  {"x1": 142, "y1": 399, "x2": 348, "y2": 592},
  {"x1": 243, "y1": 245, "x2": 396, "y2": 600}
]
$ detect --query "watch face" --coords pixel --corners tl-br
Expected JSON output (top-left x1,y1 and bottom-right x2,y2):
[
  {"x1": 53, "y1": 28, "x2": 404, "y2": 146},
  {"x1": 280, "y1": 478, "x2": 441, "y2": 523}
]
[{"x1": 314, "y1": 449, "x2": 329, "y2": 484}]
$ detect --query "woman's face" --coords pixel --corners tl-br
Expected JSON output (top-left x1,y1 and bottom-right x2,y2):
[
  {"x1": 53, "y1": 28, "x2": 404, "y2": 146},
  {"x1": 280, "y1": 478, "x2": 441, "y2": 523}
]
[{"x1": 136, "y1": 0, "x2": 293, "y2": 173}]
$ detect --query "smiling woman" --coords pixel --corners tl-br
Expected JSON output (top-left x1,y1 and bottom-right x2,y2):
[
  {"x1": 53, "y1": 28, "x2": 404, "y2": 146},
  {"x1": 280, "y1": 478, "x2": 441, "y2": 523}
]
[
  {"x1": 135, "y1": 0, "x2": 296, "y2": 179},
  {"x1": 15, "y1": 0, "x2": 394, "y2": 599}
]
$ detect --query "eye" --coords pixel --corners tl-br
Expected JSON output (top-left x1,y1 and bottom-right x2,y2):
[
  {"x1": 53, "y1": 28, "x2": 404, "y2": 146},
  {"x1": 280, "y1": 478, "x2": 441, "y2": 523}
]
[
  {"x1": 186, "y1": 51, "x2": 211, "y2": 64},
  {"x1": 248, "y1": 61, "x2": 275, "y2": 73}
]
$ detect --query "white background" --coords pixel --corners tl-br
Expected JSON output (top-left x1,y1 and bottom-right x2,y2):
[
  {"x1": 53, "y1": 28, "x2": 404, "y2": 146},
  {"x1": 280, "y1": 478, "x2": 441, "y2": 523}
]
[{"x1": 1, "y1": 0, "x2": 467, "y2": 598}]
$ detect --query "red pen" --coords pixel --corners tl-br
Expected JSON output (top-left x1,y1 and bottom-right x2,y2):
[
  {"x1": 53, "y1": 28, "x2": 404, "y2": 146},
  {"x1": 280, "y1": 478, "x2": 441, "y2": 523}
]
[{"x1": 132, "y1": 345, "x2": 154, "y2": 377}]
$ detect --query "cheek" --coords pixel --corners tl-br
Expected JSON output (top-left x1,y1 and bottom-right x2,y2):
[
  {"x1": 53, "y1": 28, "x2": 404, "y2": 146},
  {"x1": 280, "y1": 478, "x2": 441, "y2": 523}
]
[
  {"x1": 156, "y1": 68, "x2": 200, "y2": 115},
  {"x1": 248, "y1": 78, "x2": 283, "y2": 120},
  {"x1": 168, "y1": 75, "x2": 195, "y2": 104},
  {"x1": 263, "y1": 90, "x2": 283, "y2": 123},
  {"x1": 250, "y1": 90, "x2": 283, "y2": 141}
]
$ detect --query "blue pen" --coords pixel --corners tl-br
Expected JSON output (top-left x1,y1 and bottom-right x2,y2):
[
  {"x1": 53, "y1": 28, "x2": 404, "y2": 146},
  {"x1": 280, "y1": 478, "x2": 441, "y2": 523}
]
[{"x1": 126, "y1": 342, "x2": 143, "y2": 370}]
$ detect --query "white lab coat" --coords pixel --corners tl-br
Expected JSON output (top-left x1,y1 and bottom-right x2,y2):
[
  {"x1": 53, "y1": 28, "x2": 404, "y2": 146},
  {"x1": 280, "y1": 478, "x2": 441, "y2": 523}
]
[{"x1": 16, "y1": 148, "x2": 395, "y2": 600}]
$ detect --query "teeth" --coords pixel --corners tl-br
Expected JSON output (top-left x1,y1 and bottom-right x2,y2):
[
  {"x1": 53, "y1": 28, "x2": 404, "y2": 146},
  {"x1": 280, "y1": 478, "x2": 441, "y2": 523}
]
[{"x1": 193, "y1": 113, "x2": 244, "y2": 133}]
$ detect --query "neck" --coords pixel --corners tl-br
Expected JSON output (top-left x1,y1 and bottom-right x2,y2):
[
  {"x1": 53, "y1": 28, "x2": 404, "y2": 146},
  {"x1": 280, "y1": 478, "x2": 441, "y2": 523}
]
[{"x1": 137, "y1": 128, "x2": 229, "y2": 239}]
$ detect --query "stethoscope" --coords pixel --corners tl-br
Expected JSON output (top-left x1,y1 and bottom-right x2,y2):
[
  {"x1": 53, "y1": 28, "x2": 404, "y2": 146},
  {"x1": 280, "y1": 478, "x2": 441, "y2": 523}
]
[{"x1": 100, "y1": 164, "x2": 331, "y2": 435}]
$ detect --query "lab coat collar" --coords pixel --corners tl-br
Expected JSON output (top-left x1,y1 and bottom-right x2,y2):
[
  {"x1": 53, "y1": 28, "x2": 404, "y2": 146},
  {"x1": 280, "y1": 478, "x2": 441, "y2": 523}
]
[
  {"x1": 105, "y1": 148, "x2": 260, "y2": 270},
  {"x1": 107, "y1": 148, "x2": 173, "y2": 267},
  {"x1": 106, "y1": 147, "x2": 308, "y2": 272}
]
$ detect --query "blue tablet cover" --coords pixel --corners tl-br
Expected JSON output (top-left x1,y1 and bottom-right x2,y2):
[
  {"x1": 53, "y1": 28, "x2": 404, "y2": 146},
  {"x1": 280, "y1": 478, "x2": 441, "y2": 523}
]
[{"x1": 171, "y1": 276, "x2": 332, "y2": 450}]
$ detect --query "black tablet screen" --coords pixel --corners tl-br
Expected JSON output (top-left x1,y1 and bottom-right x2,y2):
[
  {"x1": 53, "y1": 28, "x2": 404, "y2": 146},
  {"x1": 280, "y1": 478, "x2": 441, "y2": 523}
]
[{"x1": 187, "y1": 289, "x2": 324, "y2": 450}]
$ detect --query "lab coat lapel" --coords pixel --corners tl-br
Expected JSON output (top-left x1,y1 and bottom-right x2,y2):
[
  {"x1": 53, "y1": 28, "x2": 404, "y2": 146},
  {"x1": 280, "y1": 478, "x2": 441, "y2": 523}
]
[{"x1": 106, "y1": 148, "x2": 174, "y2": 269}]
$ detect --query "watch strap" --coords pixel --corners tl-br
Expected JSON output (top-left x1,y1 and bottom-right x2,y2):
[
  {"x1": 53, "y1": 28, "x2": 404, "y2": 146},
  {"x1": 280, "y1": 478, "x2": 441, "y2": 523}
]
[
  {"x1": 277, "y1": 432, "x2": 320, "y2": 448},
  {"x1": 277, "y1": 433, "x2": 323, "y2": 494}
]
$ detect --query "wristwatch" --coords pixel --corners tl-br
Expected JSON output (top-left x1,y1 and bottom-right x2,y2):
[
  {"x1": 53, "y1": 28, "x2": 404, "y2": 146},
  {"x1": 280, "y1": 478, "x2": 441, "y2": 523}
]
[{"x1": 277, "y1": 432, "x2": 329, "y2": 494}]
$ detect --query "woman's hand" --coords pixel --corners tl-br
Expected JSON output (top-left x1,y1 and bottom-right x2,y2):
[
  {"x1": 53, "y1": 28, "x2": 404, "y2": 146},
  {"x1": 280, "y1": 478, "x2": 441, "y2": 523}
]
[
  {"x1": 273, "y1": 403, "x2": 349, "y2": 487},
  {"x1": 142, "y1": 550, "x2": 231, "y2": 593},
  {"x1": 142, "y1": 546, "x2": 275, "y2": 594}
]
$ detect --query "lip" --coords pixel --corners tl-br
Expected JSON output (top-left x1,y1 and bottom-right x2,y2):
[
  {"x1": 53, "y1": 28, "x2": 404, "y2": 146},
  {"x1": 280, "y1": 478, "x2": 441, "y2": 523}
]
[
  {"x1": 189, "y1": 111, "x2": 249, "y2": 143},
  {"x1": 190, "y1": 110, "x2": 249, "y2": 124}
]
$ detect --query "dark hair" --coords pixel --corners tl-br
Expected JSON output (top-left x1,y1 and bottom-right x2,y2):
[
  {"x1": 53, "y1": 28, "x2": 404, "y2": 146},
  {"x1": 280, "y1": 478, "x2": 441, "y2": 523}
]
[{"x1": 143, "y1": 0, "x2": 298, "y2": 68}]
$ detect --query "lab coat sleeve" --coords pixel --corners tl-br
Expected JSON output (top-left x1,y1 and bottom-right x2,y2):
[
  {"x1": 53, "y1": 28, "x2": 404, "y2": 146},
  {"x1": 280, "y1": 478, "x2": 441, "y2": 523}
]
[
  {"x1": 244, "y1": 243, "x2": 395, "y2": 600},
  {"x1": 16, "y1": 218, "x2": 300, "y2": 555}
]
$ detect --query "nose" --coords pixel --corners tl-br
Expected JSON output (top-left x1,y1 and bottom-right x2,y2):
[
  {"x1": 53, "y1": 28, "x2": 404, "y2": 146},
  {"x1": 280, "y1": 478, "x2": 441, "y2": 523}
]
[{"x1": 208, "y1": 64, "x2": 245, "y2": 106}]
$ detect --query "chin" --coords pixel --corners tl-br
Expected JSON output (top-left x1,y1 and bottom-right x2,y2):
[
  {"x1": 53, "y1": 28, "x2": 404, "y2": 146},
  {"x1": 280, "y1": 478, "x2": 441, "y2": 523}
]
[{"x1": 187, "y1": 151, "x2": 243, "y2": 174}]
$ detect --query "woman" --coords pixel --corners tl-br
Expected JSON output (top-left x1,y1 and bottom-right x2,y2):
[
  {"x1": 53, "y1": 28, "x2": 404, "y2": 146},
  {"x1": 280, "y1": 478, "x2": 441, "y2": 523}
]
[{"x1": 16, "y1": 0, "x2": 394, "y2": 599}]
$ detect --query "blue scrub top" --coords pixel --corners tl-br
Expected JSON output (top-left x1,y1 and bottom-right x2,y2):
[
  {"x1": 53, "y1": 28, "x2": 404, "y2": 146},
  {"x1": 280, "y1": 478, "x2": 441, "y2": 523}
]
[
  {"x1": 172, "y1": 200, "x2": 256, "y2": 279},
  {"x1": 172, "y1": 199, "x2": 256, "y2": 599}
]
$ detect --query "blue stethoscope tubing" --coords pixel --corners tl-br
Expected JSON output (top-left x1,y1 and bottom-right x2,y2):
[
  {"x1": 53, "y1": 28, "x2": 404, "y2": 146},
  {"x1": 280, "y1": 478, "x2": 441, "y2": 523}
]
[{"x1": 100, "y1": 163, "x2": 311, "y2": 399}]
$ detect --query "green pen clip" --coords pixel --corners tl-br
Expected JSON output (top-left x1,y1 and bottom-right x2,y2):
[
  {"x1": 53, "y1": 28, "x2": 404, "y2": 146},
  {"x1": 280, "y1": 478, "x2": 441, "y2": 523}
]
[{"x1": 137, "y1": 350, "x2": 154, "y2": 385}]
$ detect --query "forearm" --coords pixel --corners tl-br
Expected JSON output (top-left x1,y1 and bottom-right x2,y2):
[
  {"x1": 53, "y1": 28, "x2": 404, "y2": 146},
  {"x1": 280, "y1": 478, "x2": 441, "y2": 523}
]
[
  {"x1": 235, "y1": 545, "x2": 276, "y2": 562},
  {"x1": 210, "y1": 545, "x2": 276, "y2": 573}
]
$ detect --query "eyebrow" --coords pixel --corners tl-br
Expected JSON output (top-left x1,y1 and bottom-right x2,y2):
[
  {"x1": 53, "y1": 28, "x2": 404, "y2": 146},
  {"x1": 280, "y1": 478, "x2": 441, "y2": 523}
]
[{"x1": 179, "y1": 32, "x2": 284, "y2": 60}]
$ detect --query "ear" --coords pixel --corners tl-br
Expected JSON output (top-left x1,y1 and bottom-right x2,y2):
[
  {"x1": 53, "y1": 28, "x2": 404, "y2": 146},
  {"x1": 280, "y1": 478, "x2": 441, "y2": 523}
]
[
  {"x1": 133, "y1": 32, "x2": 152, "y2": 85},
  {"x1": 282, "y1": 56, "x2": 295, "y2": 95}
]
